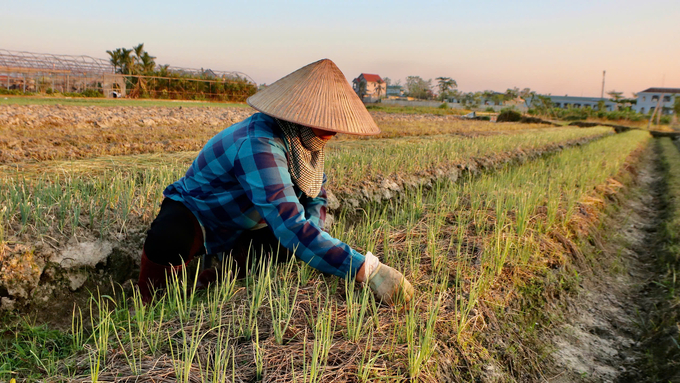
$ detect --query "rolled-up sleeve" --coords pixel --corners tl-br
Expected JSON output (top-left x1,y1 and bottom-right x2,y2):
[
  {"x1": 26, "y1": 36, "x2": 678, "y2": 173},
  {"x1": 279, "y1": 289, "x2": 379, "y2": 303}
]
[{"x1": 232, "y1": 137, "x2": 364, "y2": 278}]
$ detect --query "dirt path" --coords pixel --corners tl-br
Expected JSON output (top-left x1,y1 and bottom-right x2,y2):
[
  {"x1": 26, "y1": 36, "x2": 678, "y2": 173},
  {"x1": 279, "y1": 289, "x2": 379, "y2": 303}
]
[{"x1": 549, "y1": 145, "x2": 672, "y2": 382}]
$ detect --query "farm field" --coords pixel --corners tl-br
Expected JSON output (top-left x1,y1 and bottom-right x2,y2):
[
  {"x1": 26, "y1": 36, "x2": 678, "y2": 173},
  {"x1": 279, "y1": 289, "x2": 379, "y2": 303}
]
[
  {"x1": 1, "y1": 103, "x2": 565, "y2": 164},
  {"x1": 1, "y1": 102, "x2": 678, "y2": 382},
  {"x1": 0, "y1": 127, "x2": 611, "y2": 248}
]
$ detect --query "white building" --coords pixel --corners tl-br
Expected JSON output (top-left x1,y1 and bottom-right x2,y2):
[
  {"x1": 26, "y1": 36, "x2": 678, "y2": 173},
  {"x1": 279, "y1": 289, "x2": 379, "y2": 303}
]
[{"x1": 633, "y1": 87, "x2": 679, "y2": 115}]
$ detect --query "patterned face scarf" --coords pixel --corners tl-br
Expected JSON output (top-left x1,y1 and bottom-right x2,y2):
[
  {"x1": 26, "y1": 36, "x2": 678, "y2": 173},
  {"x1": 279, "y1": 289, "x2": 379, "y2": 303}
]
[{"x1": 275, "y1": 118, "x2": 327, "y2": 198}]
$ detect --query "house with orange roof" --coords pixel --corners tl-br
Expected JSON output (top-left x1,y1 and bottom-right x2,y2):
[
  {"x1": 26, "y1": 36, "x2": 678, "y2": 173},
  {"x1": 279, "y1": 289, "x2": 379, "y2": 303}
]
[{"x1": 352, "y1": 73, "x2": 386, "y2": 102}]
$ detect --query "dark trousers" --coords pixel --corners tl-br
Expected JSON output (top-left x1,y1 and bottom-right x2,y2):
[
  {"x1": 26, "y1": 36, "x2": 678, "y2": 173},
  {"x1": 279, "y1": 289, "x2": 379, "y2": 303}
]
[{"x1": 144, "y1": 198, "x2": 292, "y2": 278}]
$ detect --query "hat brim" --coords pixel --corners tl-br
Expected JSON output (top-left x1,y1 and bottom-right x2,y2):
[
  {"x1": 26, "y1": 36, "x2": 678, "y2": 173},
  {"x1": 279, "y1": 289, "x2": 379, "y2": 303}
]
[{"x1": 246, "y1": 59, "x2": 381, "y2": 136}]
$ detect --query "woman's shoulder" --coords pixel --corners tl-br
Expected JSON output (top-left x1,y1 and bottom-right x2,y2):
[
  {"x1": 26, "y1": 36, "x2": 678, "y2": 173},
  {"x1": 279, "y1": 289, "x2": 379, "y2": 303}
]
[
  {"x1": 239, "y1": 113, "x2": 284, "y2": 142},
  {"x1": 246, "y1": 113, "x2": 279, "y2": 136},
  {"x1": 231, "y1": 113, "x2": 286, "y2": 154}
]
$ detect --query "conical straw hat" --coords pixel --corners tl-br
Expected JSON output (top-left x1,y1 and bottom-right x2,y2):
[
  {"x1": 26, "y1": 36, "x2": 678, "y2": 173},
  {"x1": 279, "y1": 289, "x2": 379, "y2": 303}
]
[{"x1": 247, "y1": 59, "x2": 380, "y2": 136}]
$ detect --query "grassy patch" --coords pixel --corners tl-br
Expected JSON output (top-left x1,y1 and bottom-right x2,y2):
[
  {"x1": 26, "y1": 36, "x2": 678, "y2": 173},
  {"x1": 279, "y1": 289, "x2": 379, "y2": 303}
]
[{"x1": 0, "y1": 314, "x2": 80, "y2": 379}]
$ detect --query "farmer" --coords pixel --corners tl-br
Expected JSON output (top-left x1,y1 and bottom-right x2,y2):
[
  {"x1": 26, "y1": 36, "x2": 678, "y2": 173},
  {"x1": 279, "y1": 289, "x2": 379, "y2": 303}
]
[{"x1": 137, "y1": 59, "x2": 413, "y2": 305}]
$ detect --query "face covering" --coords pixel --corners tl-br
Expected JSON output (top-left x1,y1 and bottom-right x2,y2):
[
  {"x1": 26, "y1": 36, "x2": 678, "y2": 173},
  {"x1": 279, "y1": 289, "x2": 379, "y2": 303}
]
[{"x1": 275, "y1": 118, "x2": 327, "y2": 198}]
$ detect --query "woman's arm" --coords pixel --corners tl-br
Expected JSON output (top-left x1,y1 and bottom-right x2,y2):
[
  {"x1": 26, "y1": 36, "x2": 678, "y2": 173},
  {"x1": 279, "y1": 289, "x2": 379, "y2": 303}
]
[
  {"x1": 300, "y1": 175, "x2": 328, "y2": 230},
  {"x1": 233, "y1": 136, "x2": 364, "y2": 279}
]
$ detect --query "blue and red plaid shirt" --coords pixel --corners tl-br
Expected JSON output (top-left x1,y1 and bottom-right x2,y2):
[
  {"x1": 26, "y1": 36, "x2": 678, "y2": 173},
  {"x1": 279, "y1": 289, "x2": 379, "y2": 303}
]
[{"x1": 163, "y1": 113, "x2": 365, "y2": 278}]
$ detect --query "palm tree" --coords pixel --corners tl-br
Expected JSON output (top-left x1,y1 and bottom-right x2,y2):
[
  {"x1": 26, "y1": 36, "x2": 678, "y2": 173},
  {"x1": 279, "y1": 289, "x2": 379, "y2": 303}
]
[
  {"x1": 607, "y1": 90, "x2": 624, "y2": 111},
  {"x1": 374, "y1": 79, "x2": 384, "y2": 101},
  {"x1": 435, "y1": 77, "x2": 457, "y2": 101},
  {"x1": 105, "y1": 43, "x2": 257, "y2": 101},
  {"x1": 140, "y1": 52, "x2": 157, "y2": 74},
  {"x1": 123, "y1": 44, "x2": 155, "y2": 96},
  {"x1": 157, "y1": 64, "x2": 170, "y2": 76},
  {"x1": 120, "y1": 48, "x2": 134, "y2": 75},
  {"x1": 357, "y1": 79, "x2": 367, "y2": 101},
  {"x1": 133, "y1": 43, "x2": 145, "y2": 67},
  {"x1": 106, "y1": 48, "x2": 123, "y2": 73},
  {"x1": 607, "y1": 90, "x2": 624, "y2": 102}
]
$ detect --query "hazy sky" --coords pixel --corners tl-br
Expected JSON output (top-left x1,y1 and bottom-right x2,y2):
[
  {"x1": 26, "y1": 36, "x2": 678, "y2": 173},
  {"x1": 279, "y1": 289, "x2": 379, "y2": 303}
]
[{"x1": 2, "y1": 0, "x2": 679, "y2": 97}]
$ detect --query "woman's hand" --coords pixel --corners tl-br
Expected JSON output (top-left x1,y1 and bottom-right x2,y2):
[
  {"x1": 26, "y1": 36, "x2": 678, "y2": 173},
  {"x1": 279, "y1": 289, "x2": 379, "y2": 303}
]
[{"x1": 366, "y1": 262, "x2": 414, "y2": 306}]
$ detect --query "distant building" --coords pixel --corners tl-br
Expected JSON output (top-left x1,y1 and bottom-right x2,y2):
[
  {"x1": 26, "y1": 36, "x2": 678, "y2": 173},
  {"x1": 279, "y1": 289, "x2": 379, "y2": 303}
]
[
  {"x1": 633, "y1": 87, "x2": 679, "y2": 115},
  {"x1": 527, "y1": 95, "x2": 617, "y2": 111},
  {"x1": 352, "y1": 73, "x2": 386, "y2": 102},
  {"x1": 386, "y1": 85, "x2": 404, "y2": 98}
]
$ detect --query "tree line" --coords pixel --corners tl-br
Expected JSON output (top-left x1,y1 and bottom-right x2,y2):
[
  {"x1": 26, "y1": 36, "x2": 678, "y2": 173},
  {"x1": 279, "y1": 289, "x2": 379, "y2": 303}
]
[
  {"x1": 106, "y1": 43, "x2": 256, "y2": 102},
  {"x1": 381, "y1": 75, "x2": 536, "y2": 107},
  {"x1": 376, "y1": 75, "x2": 528, "y2": 105},
  {"x1": 380, "y1": 76, "x2": 655, "y2": 113}
]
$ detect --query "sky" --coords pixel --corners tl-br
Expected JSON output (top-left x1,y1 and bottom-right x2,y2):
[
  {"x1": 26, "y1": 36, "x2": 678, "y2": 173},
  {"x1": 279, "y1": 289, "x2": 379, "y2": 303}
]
[{"x1": 2, "y1": 0, "x2": 679, "y2": 97}]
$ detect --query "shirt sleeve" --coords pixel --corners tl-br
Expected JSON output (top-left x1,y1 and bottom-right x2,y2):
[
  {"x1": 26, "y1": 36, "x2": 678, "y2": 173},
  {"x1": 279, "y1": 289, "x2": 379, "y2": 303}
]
[
  {"x1": 300, "y1": 174, "x2": 328, "y2": 230},
  {"x1": 232, "y1": 136, "x2": 364, "y2": 279}
]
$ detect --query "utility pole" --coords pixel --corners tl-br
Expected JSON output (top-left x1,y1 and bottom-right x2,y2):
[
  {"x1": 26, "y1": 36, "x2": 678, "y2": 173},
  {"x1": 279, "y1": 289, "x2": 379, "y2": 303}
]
[
  {"x1": 648, "y1": 95, "x2": 663, "y2": 130},
  {"x1": 601, "y1": 70, "x2": 606, "y2": 99}
]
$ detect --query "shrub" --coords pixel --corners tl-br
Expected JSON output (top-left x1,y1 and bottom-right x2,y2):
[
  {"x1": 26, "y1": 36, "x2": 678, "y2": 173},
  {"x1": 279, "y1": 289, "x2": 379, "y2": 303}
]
[
  {"x1": 0, "y1": 88, "x2": 34, "y2": 96},
  {"x1": 539, "y1": 106, "x2": 657, "y2": 124},
  {"x1": 81, "y1": 89, "x2": 104, "y2": 98},
  {"x1": 496, "y1": 109, "x2": 522, "y2": 122},
  {"x1": 485, "y1": 107, "x2": 495, "y2": 113}
]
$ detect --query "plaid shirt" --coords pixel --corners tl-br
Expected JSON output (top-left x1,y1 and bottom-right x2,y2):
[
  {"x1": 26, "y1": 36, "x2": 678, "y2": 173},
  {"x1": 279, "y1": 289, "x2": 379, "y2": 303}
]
[{"x1": 164, "y1": 113, "x2": 365, "y2": 278}]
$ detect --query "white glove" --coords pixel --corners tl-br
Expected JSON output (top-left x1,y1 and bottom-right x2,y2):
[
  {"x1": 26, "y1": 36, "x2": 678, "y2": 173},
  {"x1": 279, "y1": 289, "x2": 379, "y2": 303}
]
[{"x1": 358, "y1": 252, "x2": 414, "y2": 305}]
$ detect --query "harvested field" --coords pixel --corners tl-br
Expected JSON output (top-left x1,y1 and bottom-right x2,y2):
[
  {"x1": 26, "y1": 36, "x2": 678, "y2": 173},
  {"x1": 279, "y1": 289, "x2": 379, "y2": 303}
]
[
  {"x1": 0, "y1": 104, "x2": 254, "y2": 163},
  {"x1": 1, "y1": 104, "x2": 563, "y2": 164},
  {"x1": 0, "y1": 96, "x2": 249, "y2": 109}
]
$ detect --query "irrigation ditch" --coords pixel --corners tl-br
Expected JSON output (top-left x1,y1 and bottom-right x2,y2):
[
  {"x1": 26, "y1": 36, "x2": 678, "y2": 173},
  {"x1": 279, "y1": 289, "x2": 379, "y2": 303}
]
[
  {"x1": 4, "y1": 127, "x2": 680, "y2": 381},
  {"x1": 543, "y1": 138, "x2": 680, "y2": 382}
]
